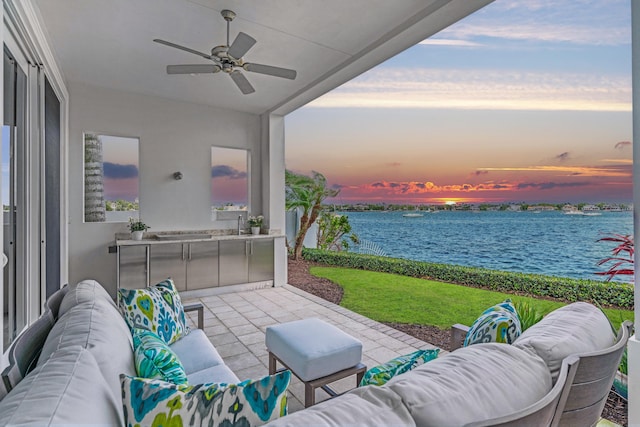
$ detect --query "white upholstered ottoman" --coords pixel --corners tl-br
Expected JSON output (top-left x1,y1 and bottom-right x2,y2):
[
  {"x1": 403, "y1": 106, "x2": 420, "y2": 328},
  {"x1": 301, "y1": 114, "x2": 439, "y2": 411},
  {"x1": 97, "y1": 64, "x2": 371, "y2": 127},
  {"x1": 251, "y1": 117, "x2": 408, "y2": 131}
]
[{"x1": 266, "y1": 318, "x2": 366, "y2": 407}]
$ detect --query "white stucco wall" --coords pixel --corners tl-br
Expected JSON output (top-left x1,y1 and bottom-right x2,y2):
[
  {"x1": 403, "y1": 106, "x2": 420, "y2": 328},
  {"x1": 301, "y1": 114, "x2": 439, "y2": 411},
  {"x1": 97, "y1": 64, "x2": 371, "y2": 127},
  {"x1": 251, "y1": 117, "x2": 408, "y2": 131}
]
[{"x1": 68, "y1": 82, "x2": 262, "y2": 296}]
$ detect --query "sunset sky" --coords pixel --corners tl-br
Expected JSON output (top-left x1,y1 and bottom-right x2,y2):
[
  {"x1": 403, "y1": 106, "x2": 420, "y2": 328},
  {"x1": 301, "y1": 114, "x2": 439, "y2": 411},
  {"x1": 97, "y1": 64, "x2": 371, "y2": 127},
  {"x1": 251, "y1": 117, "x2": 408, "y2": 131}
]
[
  {"x1": 101, "y1": 134, "x2": 139, "y2": 202},
  {"x1": 285, "y1": 0, "x2": 633, "y2": 205}
]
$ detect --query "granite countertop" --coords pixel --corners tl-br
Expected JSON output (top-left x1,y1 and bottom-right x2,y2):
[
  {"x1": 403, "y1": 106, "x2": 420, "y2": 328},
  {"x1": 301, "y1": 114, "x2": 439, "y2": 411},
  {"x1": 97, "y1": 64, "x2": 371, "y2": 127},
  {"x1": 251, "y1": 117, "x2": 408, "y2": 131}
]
[{"x1": 115, "y1": 230, "x2": 283, "y2": 246}]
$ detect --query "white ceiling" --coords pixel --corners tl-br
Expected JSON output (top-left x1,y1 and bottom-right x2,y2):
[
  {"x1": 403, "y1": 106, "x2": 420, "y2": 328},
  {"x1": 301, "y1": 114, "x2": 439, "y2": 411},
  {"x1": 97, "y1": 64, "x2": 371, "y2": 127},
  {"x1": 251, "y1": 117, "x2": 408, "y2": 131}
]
[{"x1": 33, "y1": 0, "x2": 492, "y2": 116}]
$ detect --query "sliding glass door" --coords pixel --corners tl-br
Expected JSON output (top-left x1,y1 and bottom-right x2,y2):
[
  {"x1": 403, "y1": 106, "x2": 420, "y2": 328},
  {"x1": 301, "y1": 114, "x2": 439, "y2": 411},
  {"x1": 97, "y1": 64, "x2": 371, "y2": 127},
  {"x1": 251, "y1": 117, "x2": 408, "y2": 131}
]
[
  {"x1": 3, "y1": 43, "x2": 27, "y2": 349},
  {"x1": 2, "y1": 0, "x2": 66, "y2": 355},
  {"x1": 44, "y1": 78, "x2": 61, "y2": 300}
]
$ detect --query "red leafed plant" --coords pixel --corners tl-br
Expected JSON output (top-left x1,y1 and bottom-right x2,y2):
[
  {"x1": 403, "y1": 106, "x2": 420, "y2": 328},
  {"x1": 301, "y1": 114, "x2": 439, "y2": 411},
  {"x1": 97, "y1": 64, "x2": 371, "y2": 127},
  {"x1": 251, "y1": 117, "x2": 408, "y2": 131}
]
[{"x1": 596, "y1": 234, "x2": 634, "y2": 282}]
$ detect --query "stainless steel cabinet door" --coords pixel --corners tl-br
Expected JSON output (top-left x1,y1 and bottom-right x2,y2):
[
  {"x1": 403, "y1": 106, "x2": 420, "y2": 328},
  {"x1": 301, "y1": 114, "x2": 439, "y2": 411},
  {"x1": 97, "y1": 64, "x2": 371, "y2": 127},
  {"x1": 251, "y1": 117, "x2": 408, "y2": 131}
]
[
  {"x1": 118, "y1": 245, "x2": 148, "y2": 289},
  {"x1": 187, "y1": 241, "x2": 219, "y2": 290},
  {"x1": 249, "y1": 239, "x2": 274, "y2": 282},
  {"x1": 149, "y1": 243, "x2": 187, "y2": 290},
  {"x1": 219, "y1": 240, "x2": 249, "y2": 286}
]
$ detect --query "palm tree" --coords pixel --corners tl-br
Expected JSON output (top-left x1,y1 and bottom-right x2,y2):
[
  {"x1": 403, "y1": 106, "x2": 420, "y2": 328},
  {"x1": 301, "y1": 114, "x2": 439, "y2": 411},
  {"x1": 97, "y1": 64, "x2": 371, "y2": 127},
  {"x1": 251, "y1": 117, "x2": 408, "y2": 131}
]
[
  {"x1": 285, "y1": 170, "x2": 339, "y2": 259},
  {"x1": 84, "y1": 133, "x2": 106, "y2": 222}
]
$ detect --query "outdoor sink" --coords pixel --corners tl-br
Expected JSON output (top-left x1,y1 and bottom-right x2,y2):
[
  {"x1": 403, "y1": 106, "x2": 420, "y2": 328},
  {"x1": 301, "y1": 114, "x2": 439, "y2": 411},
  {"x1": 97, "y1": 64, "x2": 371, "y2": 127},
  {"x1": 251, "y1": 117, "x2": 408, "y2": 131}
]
[{"x1": 156, "y1": 233, "x2": 213, "y2": 241}]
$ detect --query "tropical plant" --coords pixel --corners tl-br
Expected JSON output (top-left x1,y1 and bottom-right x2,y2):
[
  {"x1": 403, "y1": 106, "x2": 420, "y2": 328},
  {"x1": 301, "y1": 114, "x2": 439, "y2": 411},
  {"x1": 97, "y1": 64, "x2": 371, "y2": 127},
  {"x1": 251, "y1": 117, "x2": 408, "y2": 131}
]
[
  {"x1": 620, "y1": 348, "x2": 628, "y2": 376},
  {"x1": 316, "y1": 211, "x2": 359, "y2": 252},
  {"x1": 285, "y1": 170, "x2": 339, "y2": 259},
  {"x1": 513, "y1": 300, "x2": 544, "y2": 331},
  {"x1": 128, "y1": 217, "x2": 149, "y2": 232},
  {"x1": 596, "y1": 233, "x2": 634, "y2": 282}
]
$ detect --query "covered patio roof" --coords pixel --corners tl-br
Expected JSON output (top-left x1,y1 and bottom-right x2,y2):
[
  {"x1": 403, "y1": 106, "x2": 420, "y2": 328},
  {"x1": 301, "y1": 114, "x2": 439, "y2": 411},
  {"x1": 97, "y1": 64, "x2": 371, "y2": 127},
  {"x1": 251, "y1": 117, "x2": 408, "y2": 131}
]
[{"x1": 32, "y1": 0, "x2": 493, "y2": 116}]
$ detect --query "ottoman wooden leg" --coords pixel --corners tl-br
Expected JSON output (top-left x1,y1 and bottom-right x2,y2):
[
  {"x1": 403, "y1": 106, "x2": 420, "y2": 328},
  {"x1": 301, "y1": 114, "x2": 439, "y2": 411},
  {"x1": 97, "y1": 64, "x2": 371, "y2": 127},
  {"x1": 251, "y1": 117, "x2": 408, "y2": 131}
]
[
  {"x1": 305, "y1": 382, "x2": 315, "y2": 407},
  {"x1": 356, "y1": 366, "x2": 365, "y2": 387},
  {"x1": 268, "y1": 352, "x2": 277, "y2": 375}
]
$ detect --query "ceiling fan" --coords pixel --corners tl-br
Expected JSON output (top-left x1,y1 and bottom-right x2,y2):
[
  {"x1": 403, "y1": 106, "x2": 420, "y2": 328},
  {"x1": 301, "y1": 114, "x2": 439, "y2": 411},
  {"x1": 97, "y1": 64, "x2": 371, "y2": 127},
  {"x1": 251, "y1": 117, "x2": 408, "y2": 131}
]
[{"x1": 153, "y1": 9, "x2": 297, "y2": 95}]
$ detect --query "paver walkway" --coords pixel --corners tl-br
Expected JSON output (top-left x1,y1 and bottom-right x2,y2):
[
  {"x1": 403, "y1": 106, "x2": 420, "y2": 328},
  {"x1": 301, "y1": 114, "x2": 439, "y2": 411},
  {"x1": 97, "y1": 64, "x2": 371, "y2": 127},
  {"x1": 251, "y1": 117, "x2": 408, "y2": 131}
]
[{"x1": 183, "y1": 284, "x2": 438, "y2": 412}]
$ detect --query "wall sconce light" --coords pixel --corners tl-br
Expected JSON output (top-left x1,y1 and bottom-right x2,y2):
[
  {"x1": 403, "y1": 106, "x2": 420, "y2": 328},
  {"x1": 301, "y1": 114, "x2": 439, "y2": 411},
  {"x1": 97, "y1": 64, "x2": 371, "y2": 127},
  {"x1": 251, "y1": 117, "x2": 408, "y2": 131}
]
[{"x1": 173, "y1": 172, "x2": 183, "y2": 180}]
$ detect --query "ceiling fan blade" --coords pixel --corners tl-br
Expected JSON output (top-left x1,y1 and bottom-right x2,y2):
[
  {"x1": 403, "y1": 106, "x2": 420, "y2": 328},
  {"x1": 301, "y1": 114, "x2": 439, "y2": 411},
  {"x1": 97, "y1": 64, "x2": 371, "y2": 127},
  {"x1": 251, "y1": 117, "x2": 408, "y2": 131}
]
[
  {"x1": 167, "y1": 64, "x2": 221, "y2": 74},
  {"x1": 229, "y1": 71, "x2": 255, "y2": 94},
  {"x1": 153, "y1": 39, "x2": 212, "y2": 60},
  {"x1": 243, "y1": 63, "x2": 297, "y2": 80},
  {"x1": 227, "y1": 32, "x2": 256, "y2": 59}
]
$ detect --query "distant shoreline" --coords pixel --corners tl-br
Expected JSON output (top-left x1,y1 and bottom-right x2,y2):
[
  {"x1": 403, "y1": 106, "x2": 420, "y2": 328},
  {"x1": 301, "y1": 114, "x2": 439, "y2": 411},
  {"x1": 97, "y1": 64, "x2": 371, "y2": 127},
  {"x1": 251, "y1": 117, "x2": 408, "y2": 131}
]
[{"x1": 331, "y1": 202, "x2": 632, "y2": 213}]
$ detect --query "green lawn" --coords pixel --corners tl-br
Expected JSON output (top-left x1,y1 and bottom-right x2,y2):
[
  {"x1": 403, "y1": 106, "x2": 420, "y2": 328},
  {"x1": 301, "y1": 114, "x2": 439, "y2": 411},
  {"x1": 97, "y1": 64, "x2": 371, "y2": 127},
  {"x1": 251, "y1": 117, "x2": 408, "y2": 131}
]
[{"x1": 310, "y1": 266, "x2": 634, "y2": 330}]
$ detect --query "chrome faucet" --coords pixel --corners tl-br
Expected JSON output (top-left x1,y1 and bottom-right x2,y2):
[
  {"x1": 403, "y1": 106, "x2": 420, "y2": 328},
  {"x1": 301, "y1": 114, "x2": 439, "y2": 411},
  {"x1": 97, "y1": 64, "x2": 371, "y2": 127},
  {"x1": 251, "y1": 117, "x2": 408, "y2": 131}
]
[{"x1": 237, "y1": 215, "x2": 244, "y2": 235}]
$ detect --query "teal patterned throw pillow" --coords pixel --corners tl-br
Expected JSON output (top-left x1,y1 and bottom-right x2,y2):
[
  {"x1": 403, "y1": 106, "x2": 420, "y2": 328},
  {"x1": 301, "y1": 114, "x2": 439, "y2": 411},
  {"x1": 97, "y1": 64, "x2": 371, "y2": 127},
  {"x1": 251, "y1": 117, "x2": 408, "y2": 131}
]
[
  {"x1": 464, "y1": 299, "x2": 522, "y2": 347},
  {"x1": 360, "y1": 349, "x2": 439, "y2": 386},
  {"x1": 118, "y1": 278, "x2": 189, "y2": 345},
  {"x1": 132, "y1": 328, "x2": 188, "y2": 385},
  {"x1": 121, "y1": 371, "x2": 291, "y2": 426}
]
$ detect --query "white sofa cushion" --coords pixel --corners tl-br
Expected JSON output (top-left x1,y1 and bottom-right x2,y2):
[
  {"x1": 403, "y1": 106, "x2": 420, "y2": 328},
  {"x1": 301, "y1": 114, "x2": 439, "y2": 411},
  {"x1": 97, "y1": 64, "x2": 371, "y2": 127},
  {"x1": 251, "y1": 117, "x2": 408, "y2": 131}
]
[
  {"x1": 0, "y1": 346, "x2": 121, "y2": 426},
  {"x1": 387, "y1": 343, "x2": 552, "y2": 426},
  {"x1": 170, "y1": 329, "x2": 225, "y2": 373},
  {"x1": 38, "y1": 293, "x2": 136, "y2": 403},
  {"x1": 264, "y1": 383, "x2": 416, "y2": 427},
  {"x1": 513, "y1": 301, "x2": 614, "y2": 381},
  {"x1": 170, "y1": 329, "x2": 240, "y2": 384},
  {"x1": 58, "y1": 279, "x2": 116, "y2": 317},
  {"x1": 186, "y1": 364, "x2": 240, "y2": 385},
  {"x1": 1, "y1": 310, "x2": 55, "y2": 392}
]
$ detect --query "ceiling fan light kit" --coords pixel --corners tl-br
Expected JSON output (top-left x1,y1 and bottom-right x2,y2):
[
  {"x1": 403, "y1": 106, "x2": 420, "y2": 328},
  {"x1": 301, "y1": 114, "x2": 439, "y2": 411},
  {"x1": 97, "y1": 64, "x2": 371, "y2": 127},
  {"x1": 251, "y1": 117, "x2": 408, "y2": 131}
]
[{"x1": 154, "y1": 9, "x2": 297, "y2": 94}]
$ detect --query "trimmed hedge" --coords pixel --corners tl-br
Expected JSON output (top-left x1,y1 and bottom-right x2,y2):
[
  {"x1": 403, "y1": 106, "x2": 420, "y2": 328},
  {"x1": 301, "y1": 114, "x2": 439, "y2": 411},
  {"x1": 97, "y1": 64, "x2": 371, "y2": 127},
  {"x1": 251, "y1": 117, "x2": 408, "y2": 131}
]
[{"x1": 302, "y1": 249, "x2": 634, "y2": 308}]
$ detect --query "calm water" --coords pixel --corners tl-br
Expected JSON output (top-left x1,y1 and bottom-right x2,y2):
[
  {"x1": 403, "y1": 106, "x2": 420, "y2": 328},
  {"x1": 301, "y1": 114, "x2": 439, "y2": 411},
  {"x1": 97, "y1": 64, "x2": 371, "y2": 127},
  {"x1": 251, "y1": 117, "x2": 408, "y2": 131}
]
[{"x1": 341, "y1": 210, "x2": 633, "y2": 281}]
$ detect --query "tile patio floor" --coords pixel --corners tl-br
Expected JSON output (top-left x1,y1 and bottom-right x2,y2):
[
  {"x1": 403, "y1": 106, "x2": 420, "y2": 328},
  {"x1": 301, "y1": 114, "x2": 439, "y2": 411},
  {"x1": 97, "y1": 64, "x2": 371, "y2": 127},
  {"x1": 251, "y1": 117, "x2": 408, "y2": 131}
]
[{"x1": 183, "y1": 284, "x2": 440, "y2": 413}]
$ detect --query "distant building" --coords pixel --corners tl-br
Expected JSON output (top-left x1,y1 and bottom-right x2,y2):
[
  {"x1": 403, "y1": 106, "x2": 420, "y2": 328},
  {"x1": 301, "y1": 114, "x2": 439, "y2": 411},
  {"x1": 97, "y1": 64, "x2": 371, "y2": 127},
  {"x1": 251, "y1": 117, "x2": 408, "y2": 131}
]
[
  {"x1": 528, "y1": 205, "x2": 555, "y2": 211},
  {"x1": 582, "y1": 204, "x2": 600, "y2": 212}
]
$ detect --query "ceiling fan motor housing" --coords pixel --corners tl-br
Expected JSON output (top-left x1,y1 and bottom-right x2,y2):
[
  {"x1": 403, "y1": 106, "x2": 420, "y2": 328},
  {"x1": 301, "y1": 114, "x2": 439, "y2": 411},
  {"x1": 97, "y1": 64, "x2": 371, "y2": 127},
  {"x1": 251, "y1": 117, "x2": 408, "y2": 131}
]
[
  {"x1": 211, "y1": 45, "x2": 229, "y2": 59},
  {"x1": 221, "y1": 10, "x2": 236, "y2": 22}
]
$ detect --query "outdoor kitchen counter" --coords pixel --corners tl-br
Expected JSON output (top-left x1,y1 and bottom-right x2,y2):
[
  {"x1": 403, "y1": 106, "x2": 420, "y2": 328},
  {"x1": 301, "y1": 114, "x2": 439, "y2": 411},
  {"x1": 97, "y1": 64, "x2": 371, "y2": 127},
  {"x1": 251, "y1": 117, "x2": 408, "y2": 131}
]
[
  {"x1": 115, "y1": 232, "x2": 282, "y2": 246},
  {"x1": 112, "y1": 232, "x2": 284, "y2": 290}
]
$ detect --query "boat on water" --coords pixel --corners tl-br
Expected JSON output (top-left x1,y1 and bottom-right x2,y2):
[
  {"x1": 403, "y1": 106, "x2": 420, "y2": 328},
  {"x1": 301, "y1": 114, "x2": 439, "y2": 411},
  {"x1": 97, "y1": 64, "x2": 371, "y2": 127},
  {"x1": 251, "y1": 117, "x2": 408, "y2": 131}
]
[
  {"x1": 563, "y1": 210, "x2": 602, "y2": 216},
  {"x1": 402, "y1": 213, "x2": 424, "y2": 217}
]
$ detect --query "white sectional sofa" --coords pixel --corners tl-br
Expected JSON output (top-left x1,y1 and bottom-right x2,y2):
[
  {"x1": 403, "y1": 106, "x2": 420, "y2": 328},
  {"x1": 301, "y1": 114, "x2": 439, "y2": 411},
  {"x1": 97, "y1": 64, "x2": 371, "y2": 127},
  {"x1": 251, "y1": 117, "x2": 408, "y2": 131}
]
[
  {"x1": 0, "y1": 280, "x2": 238, "y2": 426},
  {"x1": 266, "y1": 342, "x2": 554, "y2": 426},
  {"x1": 267, "y1": 302, "x2": 629, "y2": 427},
  {"x1": 0, "y1": 280, "x2": 628, "y2": 426}
]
